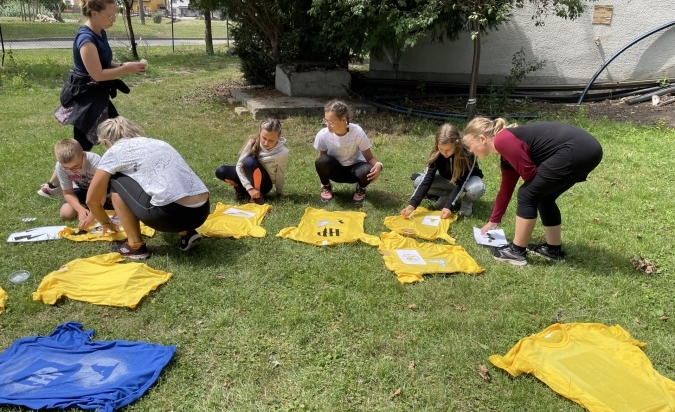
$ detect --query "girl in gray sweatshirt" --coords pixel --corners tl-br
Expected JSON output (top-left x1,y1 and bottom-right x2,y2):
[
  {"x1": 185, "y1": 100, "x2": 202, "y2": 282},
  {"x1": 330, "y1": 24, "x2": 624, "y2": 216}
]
[{"x1": 215, "y1": 118, "x2": 289, "y2": 205}]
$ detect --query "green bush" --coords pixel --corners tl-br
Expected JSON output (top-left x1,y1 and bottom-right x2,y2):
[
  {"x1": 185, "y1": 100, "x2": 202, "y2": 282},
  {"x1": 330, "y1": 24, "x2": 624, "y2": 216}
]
[{"x1": 152, "y1": 11, "x2": 162, "y2": 24}]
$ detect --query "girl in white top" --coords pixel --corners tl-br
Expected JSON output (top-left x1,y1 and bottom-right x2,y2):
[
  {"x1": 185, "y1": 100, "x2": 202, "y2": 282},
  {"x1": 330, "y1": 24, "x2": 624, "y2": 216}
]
[
  {"x1": 215, "y1": 118, "x2": 289, "y2": 205},
  {"x1": 87, "y1": 116, "x2": 210, "y2": 259},
  {"x1": 314, "y1": 100, "x2": 383, "y2": 204}
]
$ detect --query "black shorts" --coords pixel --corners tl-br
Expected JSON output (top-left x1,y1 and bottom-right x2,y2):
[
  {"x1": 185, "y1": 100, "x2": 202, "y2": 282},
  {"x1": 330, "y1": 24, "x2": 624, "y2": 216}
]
[{"x1": 109, "y1": 173, "x2": 210, "y2": 232}]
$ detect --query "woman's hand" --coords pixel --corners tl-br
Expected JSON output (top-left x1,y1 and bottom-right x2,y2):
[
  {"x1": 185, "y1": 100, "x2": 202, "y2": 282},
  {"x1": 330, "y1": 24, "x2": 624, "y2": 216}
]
[
  {"x1": 248, "y1": 188, "x2": 261, "y2": 200},
  {"x1": 123, "y1": 61, "x2": 147, "y2": 75},
  {"x1": 401, "y1": 205, "x2": 415, "y2": 218},
  {"x1": 480, "y1": 221, "x2": 498, "y2": 234},
  {"x1": 101, "y1": 222, "x2": 120, "y2": 235}
]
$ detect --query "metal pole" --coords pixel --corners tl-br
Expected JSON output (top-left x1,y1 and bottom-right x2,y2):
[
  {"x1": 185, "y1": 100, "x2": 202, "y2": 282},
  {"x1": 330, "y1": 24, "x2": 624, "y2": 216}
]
[
  {"x1": 226, "y1": 12, "x2": 229, "y2": 48},
  {"x1": 170, "y1": 0, "x2": 174, "y2": 51},
  {"x1": 0, "y1": 23, "x2": 5, "y2": 67}
]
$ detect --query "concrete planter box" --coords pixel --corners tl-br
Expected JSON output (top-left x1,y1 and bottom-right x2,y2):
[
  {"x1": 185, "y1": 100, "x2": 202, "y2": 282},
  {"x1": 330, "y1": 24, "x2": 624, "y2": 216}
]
[{"x1": 275, "y1": 62, "x2": 351, "y2": 97}]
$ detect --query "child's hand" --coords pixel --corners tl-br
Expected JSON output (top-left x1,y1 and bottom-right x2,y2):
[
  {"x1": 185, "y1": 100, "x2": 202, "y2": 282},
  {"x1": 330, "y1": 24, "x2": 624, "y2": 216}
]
[
  {"x1": 440, "y1": 208, "x2": 454, "y2": 219},
  {"x1": 77, "y1": 210, "x2": 93, "y2": 231},
  {"x1": 401, "y1": 205, "x2": 415, "y2": 218},
  {"x1": 248, "y1": 188, "x2": 261, "y2": 200},
  {"x1": 367, "y1": 164, "x2": 382, "y2": 182}
]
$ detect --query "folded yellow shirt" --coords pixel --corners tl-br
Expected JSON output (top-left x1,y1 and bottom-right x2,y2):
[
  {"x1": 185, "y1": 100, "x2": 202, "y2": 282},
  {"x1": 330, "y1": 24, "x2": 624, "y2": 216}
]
[
  {"x1": 0, "y1": 286, "x2": 7, "y2": 314},
  {"x1": 278, "y1": 207, "x2": 380, "y2": 246},
  {"x1": 197, "y1": 202, "x2": 271, "y2": 239},
  {"x1": 33, "y1": 253, "x2": 171, "y2": 309},
  {"x1": 383, "y1": 206, "x2": 456, "y2": 244},
  {"x1": 378, "y1": 231, "x2": 483, "y2": 284}
]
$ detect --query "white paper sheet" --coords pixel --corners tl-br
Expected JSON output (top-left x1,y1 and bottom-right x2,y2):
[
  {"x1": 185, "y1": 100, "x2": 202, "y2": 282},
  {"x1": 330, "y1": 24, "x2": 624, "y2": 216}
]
[{"x1": 473, "y1": 227, "x2": 508, "y2": 247}]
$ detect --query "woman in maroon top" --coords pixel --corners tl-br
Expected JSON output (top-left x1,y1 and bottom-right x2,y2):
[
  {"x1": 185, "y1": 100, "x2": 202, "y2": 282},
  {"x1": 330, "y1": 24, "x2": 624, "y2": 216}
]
[{"x1": 463, "y1": 118, "x2": 602, "y2": 266}]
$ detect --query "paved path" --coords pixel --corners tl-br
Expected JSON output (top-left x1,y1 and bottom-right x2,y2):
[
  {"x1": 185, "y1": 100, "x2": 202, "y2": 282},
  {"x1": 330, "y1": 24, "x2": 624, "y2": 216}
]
[{"x1": 2, "y1": 38, "x2": 231, "y2": 50}]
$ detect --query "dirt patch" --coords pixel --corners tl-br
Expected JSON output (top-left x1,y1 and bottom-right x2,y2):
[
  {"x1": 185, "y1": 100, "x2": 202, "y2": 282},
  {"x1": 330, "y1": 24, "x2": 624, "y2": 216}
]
[
  {"x1": 217, "y1": 83, "x2": 675, "y2": 128},
  {"x1": 540, "y1": 98, "x2": 675, "y2": 128}
]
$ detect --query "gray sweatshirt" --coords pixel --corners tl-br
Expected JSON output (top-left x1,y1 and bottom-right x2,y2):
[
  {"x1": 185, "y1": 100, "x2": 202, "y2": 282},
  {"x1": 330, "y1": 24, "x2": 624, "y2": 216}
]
[{"x1": 236, "y1": 137, "x2": 290, "y2": 194}]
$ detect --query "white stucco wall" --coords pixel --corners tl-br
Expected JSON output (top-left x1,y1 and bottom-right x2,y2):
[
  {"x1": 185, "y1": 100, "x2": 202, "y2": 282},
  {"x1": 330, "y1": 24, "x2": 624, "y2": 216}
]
[{"x1": 368, "y1": 1, "x2": 675, "y2": 87}]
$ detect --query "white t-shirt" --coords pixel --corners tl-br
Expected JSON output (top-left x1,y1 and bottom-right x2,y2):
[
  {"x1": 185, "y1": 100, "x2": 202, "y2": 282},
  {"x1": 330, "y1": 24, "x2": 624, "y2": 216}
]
[
  {"x1": 56, "y1": 151, "x2": 101, "y2": 191},
  {"x1": 97, "y1": 137, "x2": 208, "y2": 206},
  {"x1": 313, "y1": 123, "x2": 371, "y2": 166}
]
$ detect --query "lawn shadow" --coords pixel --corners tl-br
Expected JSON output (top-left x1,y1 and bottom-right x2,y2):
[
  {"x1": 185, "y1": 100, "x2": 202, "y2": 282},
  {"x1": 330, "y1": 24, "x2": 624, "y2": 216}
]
[
  {"x1": 150, "y1": 232, "x2": 250, "y2": 268},
  {"x1": 534, "y1": 241, "x2": 636, "y2": 275}
]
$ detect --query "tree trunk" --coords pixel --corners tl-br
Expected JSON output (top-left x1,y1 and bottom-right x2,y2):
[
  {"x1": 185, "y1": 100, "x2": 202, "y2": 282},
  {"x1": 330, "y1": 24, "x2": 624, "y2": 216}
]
[
  {"x1": 466, "y1": 18, "x2": 481, "y2": 119},
  {"x1": 123, "y1": 0, "x2": 139, "y2": 60},
  {"x1": 139, "y1": 0, "x2": 145, "y2": 25},
  {"x1": 204, "y1": 9, "x2": 213, "y2": 56}
]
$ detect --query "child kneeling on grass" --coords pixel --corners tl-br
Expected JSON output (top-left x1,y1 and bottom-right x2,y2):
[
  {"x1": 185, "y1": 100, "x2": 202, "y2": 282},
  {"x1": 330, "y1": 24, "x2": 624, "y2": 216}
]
[
  {"x1": 215, "y1": 118, "x2": 289, "y2": 205},
  {"x1": 53, "y1": 139, "x2": 110, "y2": 231}
]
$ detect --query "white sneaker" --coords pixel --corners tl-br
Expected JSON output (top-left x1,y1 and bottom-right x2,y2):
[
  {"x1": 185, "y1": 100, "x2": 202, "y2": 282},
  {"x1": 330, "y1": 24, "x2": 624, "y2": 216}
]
[
  {"x1": 37, "y1": 183, "x2": 62, "y2": 199},
  {"x1": 459, "y1": 200, "x2": 473, "y2": 216}
]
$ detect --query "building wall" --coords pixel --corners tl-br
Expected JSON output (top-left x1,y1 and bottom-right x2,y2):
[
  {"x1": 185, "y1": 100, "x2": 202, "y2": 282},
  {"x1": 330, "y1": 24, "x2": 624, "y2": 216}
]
[{"x1": 368, "y1": 1, "x2": 675, "y2": 87}]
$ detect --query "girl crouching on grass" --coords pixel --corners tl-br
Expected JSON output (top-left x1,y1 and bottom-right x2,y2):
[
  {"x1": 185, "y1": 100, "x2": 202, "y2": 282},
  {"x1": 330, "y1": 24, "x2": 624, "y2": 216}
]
[
  {"x1": 314, "y1": 100, "x2": 383, "y2": 204},
  {"x1": 402, "y1": 123, "x2": 485, "y2": 219},
  {"x1": 216, "y1": 118, "x2": 289, "y2": 204}
]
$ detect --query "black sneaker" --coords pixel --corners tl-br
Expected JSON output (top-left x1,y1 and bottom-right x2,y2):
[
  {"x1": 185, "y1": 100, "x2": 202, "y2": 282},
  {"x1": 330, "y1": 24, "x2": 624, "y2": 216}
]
[
  {"x1": 179, "y1": 229, "x2": 202, "y2": 252},
  {"x1": 111, "y1": 241, "x2": 150, "y2": 259},
  {"x1": 410, "y1": 172, "x2": 421, "y2": 181},
  {"x1": 492, "y1": 243, "x2": 527, "y2": 266},
  {"x1": 528, "y1": 243, "x2": 566, "y2": 262}
]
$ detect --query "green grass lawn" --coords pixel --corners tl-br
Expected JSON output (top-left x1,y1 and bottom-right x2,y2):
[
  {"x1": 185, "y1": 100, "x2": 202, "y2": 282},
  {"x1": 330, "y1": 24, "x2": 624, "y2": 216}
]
[
  {"x1": 1, "y1": 47, "x2": 675, "y2": 411},
  {"x1": 0, "y1": 13, "x2": 229, "y2": 40}
]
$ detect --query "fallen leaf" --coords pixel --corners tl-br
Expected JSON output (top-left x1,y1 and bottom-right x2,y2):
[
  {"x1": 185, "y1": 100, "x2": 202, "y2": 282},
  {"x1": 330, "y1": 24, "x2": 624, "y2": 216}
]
[
  {"x1": 392, "y1": 387, "x2": 402, "y2": 398},
  {"x1": 269, "y1": 355, "x2": 281, "y2": 368},
  {"x1": 293, "y1": 254, "x2": 300, "y2": 258},
  {"x1": 478, "y1": 365, "x2": 491, "y2": 381},
  {"x1": 660, "y1": 315, "x2": 669, "y2": 321},
  {"x1": 215, "y1": 274, "x2": 225, "y2": 280},
  {"x1": 408, "y1": 361, "x2": 416, "y2": 370},
  {"x1": 630, "y1": 255, "x2": 659, "y2": 275},
  {"x1": 408, "y1": 303, "x2": 417, "y2": 309},
  {"x1": 649, "y1": 205, "x2": 655, "y2": 211},
  {"x1": 594, "y1": 217, "x2": 601, "y2": 223},
  {"x1": 455, "y1": 305, "x2": 466, "y2": 311},
  {"x1": 551, "y1": 311, "x2": 562, "y2": 323},
  {"x1": 588, "y1": 240, "x2": 595, "y2": 247},
  {"x1": 636, "y1": 233, "x2": 642, "y2": 239}
]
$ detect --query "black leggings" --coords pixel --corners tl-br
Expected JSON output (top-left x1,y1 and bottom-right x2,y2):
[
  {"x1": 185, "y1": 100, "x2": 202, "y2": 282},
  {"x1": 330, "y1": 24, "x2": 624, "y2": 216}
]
[
  {"x1": 215, "y1": 156, "x2": 273, "y2": 194},
  {"x1": 517, "y1": 141, "x2": 603, "y2": 226},
  {"x1": 110, "y1": 173, "x2": 209, "y2": 233},
  {"x1": 315, "y1": 154, "x2": 371, "y2": 187}
]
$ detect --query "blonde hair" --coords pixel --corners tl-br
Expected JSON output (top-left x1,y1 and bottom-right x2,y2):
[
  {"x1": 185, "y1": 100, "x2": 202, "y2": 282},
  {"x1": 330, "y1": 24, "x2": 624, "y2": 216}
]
[
  {"x1": 463, "y1": 117, "x2": 516, "y2": 145},
  {"x1": 96, "y1": 116, "x2": 145, "y2": 144},
  {"x1": 54, "y1": 139, "x2": 83, "y2": 164},
  {"x1": 427, "y1": 123, "x2": 473, "y2": 183},
  {"x1": 241, "y1": 118, "x2": 282, "y2": 157},
  {"x1": 324, "y1": 99, "x2": 351, "y2": 123},
  {"x1": 80, "y1": 0, "x2": 116, "y2": 16}
]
